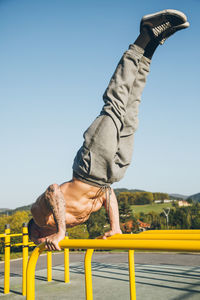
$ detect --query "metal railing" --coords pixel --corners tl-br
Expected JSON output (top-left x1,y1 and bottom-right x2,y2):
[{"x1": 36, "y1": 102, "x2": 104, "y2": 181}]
[
  {"x1": 26, "y1": 230, "x2": 200, "y2": 300},
  {"x1": 0, "y1": 224, "x2": 69, "y2": 296},
  {"x1": 1, "y1": 223, "x2": 31, "y2": 295}
]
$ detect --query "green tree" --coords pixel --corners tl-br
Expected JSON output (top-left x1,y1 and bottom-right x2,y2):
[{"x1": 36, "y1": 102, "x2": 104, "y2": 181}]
[
  {"x1": 86, "y1": 207, "x2": 107, "y2": 238},
  {"x1": 191, "y1": 216, "x2": 200, "y2": 229},
  {"x1": 118, "y1": 199, "x2": 133, "y2": 223},
  {"x1": 153, "y1": 192, "x2": 169, "y2": 201},
  {"x1": 0, "y1": 211, "x2": 31, "y2": 254},
  {"x1": 67, "y1": 225, "x2": 89, "y2": 239},
  {"x1": 134, "y1": 192, "x2": 153, "y2": 205}
]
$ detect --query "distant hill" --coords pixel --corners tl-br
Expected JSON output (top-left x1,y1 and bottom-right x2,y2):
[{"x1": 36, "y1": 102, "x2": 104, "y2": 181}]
[
  {"x1": 11, "y1": 204, "x2": 32, "y2": 212},
  {"x1": 0, "y1": 208, "x2": 10, "y2": 213},
  {"x1": 114, "y1": 189, "x2": 190, "y2": 200},
  {"x1": 187, "y1": 193, "x2": 200, "y2": 203},
  {"x1": 169, "y1": 194, "x2": 188, "y2": 200},
  {"x1": 0, "y1": 204, "x2": 32, "y2": 216}
]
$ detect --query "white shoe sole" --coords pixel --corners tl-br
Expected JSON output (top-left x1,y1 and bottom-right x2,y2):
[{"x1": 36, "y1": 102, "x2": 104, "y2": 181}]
[{"x1": 142, "y1": 9, "x2": 188, "y2": 24}]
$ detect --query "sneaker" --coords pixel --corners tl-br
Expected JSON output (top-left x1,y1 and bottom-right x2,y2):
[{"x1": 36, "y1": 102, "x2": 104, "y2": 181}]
[
  {"x1": 140, "y1": 9, "x2": 189, "y2": 44},
  {"x1": 159, "y1": 21, "x2": 190, "y2": 44}
]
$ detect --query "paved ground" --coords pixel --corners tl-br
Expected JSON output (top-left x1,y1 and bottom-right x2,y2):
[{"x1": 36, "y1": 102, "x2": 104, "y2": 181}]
[{"x1": 1, "y1": 252, "x2": 200, "y2": 299}]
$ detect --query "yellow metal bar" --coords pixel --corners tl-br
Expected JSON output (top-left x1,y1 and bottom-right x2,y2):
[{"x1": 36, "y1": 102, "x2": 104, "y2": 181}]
[
  {"x1": 28, "y1": 242, "x2": 36, "y2": 247},
  {"x1": 85, "y1": 249, "x2": 94, "y2": 300},
  {"x1": 140, "y1": 230, "x2": 200, "y2": 234},
  {"x1": 58, "y1": 239, "x2": 200, "y2": 252},
  {"x1": 47, "y1": 251, "x2": 52, "y2": 282},
  {"x1": 4, "y1": 225, "x2": 10, "y2": 294},
  {"x1": 11, "y1": 242, "x2": 23, "y2": 247},
  {"x1": 108, "y1": 233, "x2": 200, "y2": 240},
  {"x1": 129, "y1": 250, "x2": 136, "y2": 300},
  {"x1": 64, "y1": 235, "x2": 70, "y2": 283},
  {"x1": 11, "y1": 241, "x2": 35, "y2": 247},
  {"x1": 27, "y1": 244, "x2": 45, "y2": 300},
  {"x1": 9, "y1": 233, "x2": 23, "y2": 237},
  {"x1": 22, "y1": 223, "x2": 29, "y2": 296}
]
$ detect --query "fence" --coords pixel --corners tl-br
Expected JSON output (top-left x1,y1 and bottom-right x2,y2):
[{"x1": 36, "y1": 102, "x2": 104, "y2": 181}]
[
  {"x1": 26, "y1": 230, "x2": 200, "y2": 300},
  {"x1": 0, "y1": 224, "x2": 69, "y2": 296}
]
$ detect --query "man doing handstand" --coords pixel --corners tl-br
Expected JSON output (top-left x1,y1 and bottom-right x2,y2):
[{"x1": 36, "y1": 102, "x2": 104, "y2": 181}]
[{"x1": 28, "y1": 9, "x2": 189, "y2": 250}]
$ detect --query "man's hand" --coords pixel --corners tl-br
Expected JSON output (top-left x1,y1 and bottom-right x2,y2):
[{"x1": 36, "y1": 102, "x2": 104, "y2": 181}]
[
  {"x1": 102, "y1": 229, "x2": 122, "y2": 239},
  {"x1": 45, "y1": 231, "x2": 65, "y2": 251}
]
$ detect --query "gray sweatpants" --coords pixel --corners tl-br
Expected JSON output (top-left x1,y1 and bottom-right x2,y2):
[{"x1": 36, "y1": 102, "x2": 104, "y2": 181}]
[{"x1": 73, "y1": 44, "x2": 151, "y2": 187}]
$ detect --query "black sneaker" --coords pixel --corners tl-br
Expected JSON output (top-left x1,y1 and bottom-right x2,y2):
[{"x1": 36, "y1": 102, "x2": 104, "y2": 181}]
[{"x1": 140, "y1": 9, "x2": 190, "y2": 44}]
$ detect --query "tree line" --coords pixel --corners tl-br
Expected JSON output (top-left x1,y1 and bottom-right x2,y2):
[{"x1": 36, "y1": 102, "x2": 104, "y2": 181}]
[{"x1": 117, "y1": 191, "x2": 169, "y2": 205}]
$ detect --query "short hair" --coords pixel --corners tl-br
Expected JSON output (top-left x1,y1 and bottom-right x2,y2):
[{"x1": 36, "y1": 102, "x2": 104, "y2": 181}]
[{"x1": 28, "y1": 218, "x2": 35, "y2": 239}]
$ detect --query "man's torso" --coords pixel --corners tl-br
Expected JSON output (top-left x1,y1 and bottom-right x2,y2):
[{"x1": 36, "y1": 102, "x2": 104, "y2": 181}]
[{"x1": 32, "y1": 178, "x2": 105, "y2": 228}]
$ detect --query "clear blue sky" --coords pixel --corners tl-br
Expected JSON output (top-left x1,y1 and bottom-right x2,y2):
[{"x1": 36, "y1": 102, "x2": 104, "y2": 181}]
[{"x1": 0, "y1": 0, "x2": 199, "y2": 208}]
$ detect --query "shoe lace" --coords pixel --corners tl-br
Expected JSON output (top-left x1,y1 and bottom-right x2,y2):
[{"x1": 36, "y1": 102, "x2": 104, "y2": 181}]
[{"x1": 152, "y1": 21, "x2": 171, "y2": 37}]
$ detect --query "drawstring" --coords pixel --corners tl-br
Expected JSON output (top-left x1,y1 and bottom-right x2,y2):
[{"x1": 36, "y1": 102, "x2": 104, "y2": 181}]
[
  {"x1": 99, "y1": 185, "x2": 112, "y2": 218},
  {"x1": 76, "y1": 184, "x2": 112, "y2": 221}
]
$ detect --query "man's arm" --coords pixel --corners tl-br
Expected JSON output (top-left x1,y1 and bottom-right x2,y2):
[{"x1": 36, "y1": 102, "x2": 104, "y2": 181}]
[
  {"x1": 103, "y1": 188, "x2": 122, "y2": 239},
  {"x1": 44, "y1": 184, "x2": 66, "y2": 250}
]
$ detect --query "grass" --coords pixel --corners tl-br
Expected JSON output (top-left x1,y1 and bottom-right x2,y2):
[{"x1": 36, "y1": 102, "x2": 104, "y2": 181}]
[{"x1": 131, "y1": 202, "x2": 173, "y2": 214}]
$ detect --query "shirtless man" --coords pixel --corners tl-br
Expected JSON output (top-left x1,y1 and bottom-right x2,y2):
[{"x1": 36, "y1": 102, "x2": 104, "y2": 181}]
[{"x1": 28, "y1": 9, "x2": 189, "y2": 251}]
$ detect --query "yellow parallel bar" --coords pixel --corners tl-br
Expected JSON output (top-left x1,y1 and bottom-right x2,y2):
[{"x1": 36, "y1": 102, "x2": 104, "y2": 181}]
[
  {"x1": 64, "y1": 235, "x2": 70, "y2": 283},
  {"x1": 22, "y1": 224, "x2": 29, "y2": 296},
  {"x1": 58, "y1": 239, "x2": 200, "y2": 252},
  {"x1": 26, "y1": 238, "x2": 200, "y2": 300},
  {"x1": 129, "y1": 250, "x2": 136, "y2": 300},
  {"x1": 140, "y1": 230, "x2": 200, "y2": 234},
  {"x1": 4, "y1": 225, "x2": 10, "y2": 294},
  {"x1": 27, "y1": 244, "x2": 45, "y2": 300},
  {"x1": 108, "y1": 234, "x2": 200, "y2": 240},
  {"x1": 85, "y1": 249, "x2": 94, "y2": 300},
  {"x1": 47, "y1": 251, "x2": 52, "y2": 282}
]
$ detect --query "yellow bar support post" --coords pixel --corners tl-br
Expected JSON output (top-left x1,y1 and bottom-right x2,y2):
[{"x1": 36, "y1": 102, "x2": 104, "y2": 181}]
[
  {"x1": 27, "y1": 244, "x2": 45, "y2": 300},
  {"x1": 47, "y1": 251, "x2": 52, "y2": 282},
  {"x1": 64, "y1": 233, "x2": 70, "y2": 283},
  {"x1": 4, "y1": 224, "x2": 10, "y2": 294},
  {"x1": 128, "y1": 250, "x2": 136, "y2": 300},
  {"x1": 22, "y1": 223, "x2": 29, "y2": 296},
  {"x1": 84, "y1": 249, "x2": 94, "y2": 300}
]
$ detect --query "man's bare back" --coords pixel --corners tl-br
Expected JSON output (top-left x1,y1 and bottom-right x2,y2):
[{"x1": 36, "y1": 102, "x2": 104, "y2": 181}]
[{"x1": 29, "y1": 178, "x2": 121, "y2": 250}]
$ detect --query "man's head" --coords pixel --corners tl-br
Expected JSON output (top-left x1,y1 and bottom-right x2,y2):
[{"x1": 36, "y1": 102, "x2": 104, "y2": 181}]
[{"x1": 28, "y1": 218, "x2": 57, "y2": 245}]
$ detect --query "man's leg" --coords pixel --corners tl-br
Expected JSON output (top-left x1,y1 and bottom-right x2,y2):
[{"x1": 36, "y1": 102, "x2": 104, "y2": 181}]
[
  {"x1": 73, "y1": 44, "x2": 145, "y2": 186},
  {"x1": 112, "y1": 56, "x2": 151, "y2": 182},
  {"x1": 114, "y1": 9, "x2": 190, "y2": 179},
  {"x1": 73, "y1": 9, "x2": 189, "y2": 186}
]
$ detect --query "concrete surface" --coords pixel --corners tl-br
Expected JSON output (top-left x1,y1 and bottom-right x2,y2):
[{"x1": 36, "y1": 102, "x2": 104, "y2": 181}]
[{"x1": 1, "y1": 253, "x2": 200, "y2": 300}]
